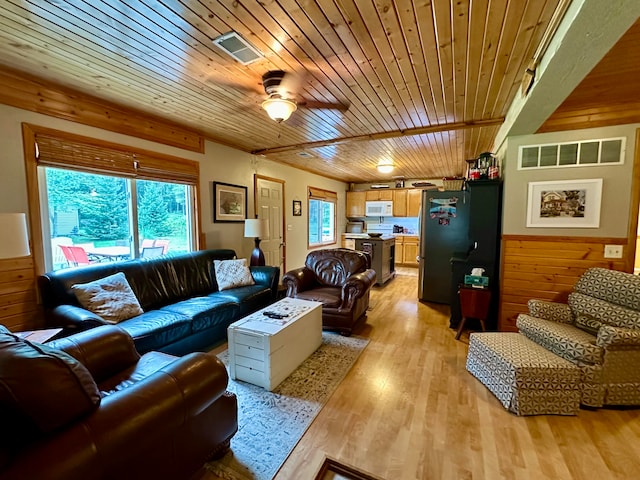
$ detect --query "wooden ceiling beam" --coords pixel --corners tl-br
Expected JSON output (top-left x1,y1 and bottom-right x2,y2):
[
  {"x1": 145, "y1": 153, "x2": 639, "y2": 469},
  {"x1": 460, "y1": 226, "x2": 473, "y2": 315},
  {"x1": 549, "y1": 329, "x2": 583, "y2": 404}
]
[{"x1": 252, "y1": 118, "x2": 505, "y2": 155}]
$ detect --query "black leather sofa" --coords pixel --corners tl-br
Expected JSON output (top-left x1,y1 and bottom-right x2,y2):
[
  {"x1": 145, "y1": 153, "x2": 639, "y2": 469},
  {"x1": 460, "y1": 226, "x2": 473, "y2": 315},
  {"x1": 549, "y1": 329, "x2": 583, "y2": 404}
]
[{"x1": 38, "y1": 249, "x2": 280, "y2": 355}]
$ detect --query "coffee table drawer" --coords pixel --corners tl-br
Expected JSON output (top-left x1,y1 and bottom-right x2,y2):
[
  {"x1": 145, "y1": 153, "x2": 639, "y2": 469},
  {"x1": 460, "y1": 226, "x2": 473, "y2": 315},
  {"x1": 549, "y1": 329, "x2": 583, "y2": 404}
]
[
  {"x1": 234, "y1": 331, "x2": 264, "y2": 349},
  {"x1": 235, "y1": 364, "x2": 265, "y2": 385},
  {"x1": 234, "y1": 343, "x2": 264, "y2": 361},
  {"x1": 234, "y1": 354, "x2": 264, "y2": 372}
]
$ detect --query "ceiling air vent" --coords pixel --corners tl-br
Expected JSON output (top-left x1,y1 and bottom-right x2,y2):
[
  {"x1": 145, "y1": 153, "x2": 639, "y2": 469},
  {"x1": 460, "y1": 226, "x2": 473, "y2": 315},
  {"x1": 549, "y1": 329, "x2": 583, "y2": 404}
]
[
  {"x1": 297, "y1": 151, "x2": 314, "y2": 158},
  {"x1": 212, "y1": 32, "x2": 263, "y2": 65}
]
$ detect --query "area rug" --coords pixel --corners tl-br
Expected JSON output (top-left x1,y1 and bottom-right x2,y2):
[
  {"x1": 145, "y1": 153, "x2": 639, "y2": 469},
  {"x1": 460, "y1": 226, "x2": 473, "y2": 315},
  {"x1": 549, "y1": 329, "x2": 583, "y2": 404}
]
[{"x1": 206, "y1": 332, "x2": 369, "y2": 480}]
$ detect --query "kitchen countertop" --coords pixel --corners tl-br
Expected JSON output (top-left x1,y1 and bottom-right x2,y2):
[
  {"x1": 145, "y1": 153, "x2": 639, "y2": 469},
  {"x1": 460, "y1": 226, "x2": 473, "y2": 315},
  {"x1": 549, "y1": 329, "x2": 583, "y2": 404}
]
[
  {"x1": 345, "y1": 234, "x2": 396, "y2": 241},
  {"x1": 343, "y1": 233, "x2": 418, "y2": 239}
]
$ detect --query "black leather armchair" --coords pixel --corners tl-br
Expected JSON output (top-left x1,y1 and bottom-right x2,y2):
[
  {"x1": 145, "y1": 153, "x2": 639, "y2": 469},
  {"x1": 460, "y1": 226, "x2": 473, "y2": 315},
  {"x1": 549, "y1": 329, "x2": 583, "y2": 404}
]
[{"x1": 282, "y1": 248, "x2": 376, "y2": 335}]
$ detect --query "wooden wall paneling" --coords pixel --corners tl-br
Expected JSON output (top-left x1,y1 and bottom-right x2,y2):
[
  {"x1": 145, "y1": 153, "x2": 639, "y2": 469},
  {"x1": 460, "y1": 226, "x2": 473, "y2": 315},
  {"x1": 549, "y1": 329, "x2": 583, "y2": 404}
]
[
  {"x1": 0, "y1": 257, "x2": 43, "y2": 332},
  {"x1": 0, "y1": 66, "x2": 204, "y2": 153},
  {"x1": 626, "y1": 128, "x2": 640, "y2": 273},
  {"x1": 499, "y1": 235, "x2": 629, "y2": 332}
]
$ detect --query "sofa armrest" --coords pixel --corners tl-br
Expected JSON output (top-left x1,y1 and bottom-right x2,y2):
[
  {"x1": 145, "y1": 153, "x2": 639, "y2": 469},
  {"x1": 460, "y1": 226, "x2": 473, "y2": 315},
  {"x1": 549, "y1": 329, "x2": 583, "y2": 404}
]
[
  {"x1": 1, "y1": 352, "x2": 230, "y2": 480},
  {"x1": 527, "y1": 299, "x2": 573, "y2": 324},
  {"x1": 48, "y1": 325, "x2": 141, "y2": 384},
  {"x1": 47, "y1": 304, "x2": 109, "y2": 332},
  {"x1": 596, "y1": 325, "x2": 640, "y2": 348},
  {"x1": 340, "y1": 269, "x2": 376, "y2": 310},
  {"x1": 282, "y1": 267, "x2": 317, "y2": 296},
  {"x1": 250, "y1": 265, "x2": 281, "y2": 300}
]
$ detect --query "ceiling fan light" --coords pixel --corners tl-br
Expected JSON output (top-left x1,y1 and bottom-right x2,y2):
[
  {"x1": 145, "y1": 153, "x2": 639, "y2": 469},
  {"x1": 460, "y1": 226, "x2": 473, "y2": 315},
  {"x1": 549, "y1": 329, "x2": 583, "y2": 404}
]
[
  {"x1": 376, "y1": 160, "x2": 395, "y2": 174},
  {"x1": 261, "y1": 97, "x2": 297, "y2": 122}
]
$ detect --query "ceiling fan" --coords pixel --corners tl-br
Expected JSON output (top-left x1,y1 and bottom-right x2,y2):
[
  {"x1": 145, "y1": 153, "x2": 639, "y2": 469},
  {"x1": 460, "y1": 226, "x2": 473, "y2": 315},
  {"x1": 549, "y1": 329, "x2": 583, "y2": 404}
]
[{"x1": 259, "y1": 70, "x2": 348, "y2": 123}]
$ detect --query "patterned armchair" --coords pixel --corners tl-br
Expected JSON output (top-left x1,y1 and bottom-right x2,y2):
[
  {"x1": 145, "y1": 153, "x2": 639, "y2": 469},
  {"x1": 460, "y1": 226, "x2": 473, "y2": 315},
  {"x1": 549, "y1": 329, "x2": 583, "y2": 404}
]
[{"x1": 516, "y1": 268, "x2": 640, "y2": 407}]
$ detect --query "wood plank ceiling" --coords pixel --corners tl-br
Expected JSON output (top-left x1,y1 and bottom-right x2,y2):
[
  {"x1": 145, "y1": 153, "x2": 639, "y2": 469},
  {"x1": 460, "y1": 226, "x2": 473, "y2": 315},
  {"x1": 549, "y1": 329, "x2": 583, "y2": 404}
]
[{"x1": 0, "y1": 0, "x2": 566, "y2": 182}]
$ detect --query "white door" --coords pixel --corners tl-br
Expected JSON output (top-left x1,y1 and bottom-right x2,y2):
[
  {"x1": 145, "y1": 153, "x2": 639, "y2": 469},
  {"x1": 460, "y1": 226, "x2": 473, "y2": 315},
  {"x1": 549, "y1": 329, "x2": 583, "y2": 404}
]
[{"x1": 255, "y1": 176, "x2": 284, "y2": 272}]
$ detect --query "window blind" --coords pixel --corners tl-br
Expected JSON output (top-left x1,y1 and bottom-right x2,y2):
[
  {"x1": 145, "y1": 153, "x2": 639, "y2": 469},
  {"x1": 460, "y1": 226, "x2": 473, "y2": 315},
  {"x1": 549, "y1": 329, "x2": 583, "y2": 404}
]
[
  {"x1": 35, "y1": 131, "x2": 199, "y2": 185},
  {"x1": 308, "y1": 186, "x2": 337, "y2": 200}
]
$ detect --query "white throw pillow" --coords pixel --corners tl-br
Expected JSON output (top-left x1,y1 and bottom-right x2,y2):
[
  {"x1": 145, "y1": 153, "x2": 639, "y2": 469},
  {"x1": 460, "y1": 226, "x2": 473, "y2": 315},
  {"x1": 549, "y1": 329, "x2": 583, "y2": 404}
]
[
  {"x1": 214, "y1": 259, "x2": 255, "y2": 291},
  {"x1": 72, "y1": 272, "x2": 143, "y2": 323}
]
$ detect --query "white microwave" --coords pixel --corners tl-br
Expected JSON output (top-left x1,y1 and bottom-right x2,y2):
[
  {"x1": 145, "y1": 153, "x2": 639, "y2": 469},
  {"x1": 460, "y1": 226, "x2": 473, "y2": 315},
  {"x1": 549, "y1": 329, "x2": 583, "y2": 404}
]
[{"x1": 365, "y1": 200, "x2": 393, "y2": 217}]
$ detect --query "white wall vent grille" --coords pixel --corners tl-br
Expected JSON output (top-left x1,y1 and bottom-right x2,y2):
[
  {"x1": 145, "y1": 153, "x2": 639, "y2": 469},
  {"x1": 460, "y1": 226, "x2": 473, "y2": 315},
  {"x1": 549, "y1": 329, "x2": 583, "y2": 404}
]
[
  {"x1": 518, "y1": 137, "x2": 625, "y2": 170},
  {"x1": 212, "y1": 32, "x2": 263, "y2": 65}
]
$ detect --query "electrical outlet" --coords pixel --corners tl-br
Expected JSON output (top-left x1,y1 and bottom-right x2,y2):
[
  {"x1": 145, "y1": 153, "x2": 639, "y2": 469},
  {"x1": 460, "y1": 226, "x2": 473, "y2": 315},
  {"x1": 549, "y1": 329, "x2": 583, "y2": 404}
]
[{"x1": 604, "y1": 245, "x2": 623, "y2": 258}]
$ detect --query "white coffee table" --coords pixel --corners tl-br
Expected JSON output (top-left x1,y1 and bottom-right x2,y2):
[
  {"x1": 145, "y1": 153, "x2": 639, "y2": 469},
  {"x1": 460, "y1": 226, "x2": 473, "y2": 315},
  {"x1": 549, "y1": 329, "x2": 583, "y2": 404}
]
[{"x1": 227, "y1": 297, "x2": 322, "y2": 391}]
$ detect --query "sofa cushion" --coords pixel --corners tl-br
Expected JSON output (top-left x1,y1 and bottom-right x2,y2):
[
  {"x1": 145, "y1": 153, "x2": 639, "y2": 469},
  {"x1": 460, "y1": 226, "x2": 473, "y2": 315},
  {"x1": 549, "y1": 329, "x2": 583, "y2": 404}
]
[
  {"x1": 517, "y1": 314, "x2": 603, "y2": 365},
  {"x1": 117, "y1": 310, "x2": 192, "y2": 353},
  {"x1": 160, "y1": 296, "x2": 238, "y2": 333},
  {"x1": 575, "y1": 313, "x2": 603, "y2": 335},
  {"x1": 574, "y1": 267, "x2": 640, "y2": 311},
  {"x1": 214, "y1": 285, "x2": 273, "y2": 315},
  {"x1": 214, "y1": 259, "x2": 255, "y2": 291},
  {"x1": 72, "y1": 272, "x2": 143, "y2": 323},
  {"x1": 569, "y1": 292, "x2": 640, "y2": 330},
  {"x1": 0, "y1": 332, "x2": 100, "y2": 435},
  {"x1": 294, "y1": 286, "x2": 341, "y2": 308},
  {"x1": 304, "y1": 249, "x2": 369, "y2": 288}
]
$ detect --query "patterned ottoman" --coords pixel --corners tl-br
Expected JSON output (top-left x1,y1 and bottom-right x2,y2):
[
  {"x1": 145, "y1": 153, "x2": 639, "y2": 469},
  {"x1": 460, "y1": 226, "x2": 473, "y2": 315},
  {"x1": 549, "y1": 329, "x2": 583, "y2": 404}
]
[{"x1": 466, "y1": 332, "x2": 581, "y2": 415}]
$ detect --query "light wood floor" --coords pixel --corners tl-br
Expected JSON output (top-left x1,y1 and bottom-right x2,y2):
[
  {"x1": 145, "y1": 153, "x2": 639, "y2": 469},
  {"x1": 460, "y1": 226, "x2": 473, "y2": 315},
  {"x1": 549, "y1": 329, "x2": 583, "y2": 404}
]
[{"x1": 196, "y1": 270, "x2": 640, "y2": 480}]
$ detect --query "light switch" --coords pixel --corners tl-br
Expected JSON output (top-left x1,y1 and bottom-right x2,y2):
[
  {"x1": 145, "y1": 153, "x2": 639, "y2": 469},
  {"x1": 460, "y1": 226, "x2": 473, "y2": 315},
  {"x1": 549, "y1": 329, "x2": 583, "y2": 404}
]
[{"x1": 287, "y1": 224, "x2": 293, "y2": 231}]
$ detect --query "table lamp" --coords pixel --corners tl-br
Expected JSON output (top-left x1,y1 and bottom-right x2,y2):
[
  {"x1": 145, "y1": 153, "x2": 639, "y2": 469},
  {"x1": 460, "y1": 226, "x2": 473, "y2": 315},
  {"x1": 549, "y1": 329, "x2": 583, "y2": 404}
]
[
  {"x1": 244, "y1": 218, "x2": 270, "y2": 266},
  {"x1": 0, "y1": 213, "x2": 31, "y2": 259}
]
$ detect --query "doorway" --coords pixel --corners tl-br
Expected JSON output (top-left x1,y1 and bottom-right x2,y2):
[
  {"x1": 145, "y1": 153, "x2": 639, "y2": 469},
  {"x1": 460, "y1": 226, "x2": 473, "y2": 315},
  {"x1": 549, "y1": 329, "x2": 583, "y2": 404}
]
[{"x1": 254, "y1": 175, "x2": 285, "y2": 273}]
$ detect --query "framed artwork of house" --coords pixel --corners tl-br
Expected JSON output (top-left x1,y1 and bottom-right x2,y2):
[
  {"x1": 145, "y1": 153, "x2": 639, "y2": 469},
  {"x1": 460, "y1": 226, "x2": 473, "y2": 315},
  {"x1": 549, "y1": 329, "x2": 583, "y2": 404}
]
[
  {"x1": 213, "y1": 182, "x2": 247, "y2": 222},
  {"x1": 526, "y1": 178, "x2": 603, "y2": 228}
]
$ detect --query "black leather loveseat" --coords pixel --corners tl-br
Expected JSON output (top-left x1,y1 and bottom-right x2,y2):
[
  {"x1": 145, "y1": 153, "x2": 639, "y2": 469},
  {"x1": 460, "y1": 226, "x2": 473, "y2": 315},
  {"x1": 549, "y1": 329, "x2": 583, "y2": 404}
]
[{"x1": 38, "y1": 249, "x2": 280, "y2": 355}]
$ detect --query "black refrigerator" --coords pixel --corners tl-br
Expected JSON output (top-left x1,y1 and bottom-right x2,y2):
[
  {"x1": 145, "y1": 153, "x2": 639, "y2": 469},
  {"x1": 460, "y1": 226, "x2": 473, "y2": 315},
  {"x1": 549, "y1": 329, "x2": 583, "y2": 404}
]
[{"x1": 418, "y1": 190, "x2": 473, "y2": 303}]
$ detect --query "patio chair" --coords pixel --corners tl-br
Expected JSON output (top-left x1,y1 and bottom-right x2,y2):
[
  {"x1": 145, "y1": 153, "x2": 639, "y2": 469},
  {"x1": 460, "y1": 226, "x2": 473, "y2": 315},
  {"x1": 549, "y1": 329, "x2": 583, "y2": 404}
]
[
  {"x1": 154, "y1": 239, "x2": 170, "y2": 254},
  {"x1": 59, "y1": 245, "x2": 93, "y2": 267},
  {"x1": 141, "y1": 246, "x2": 164, "y2": 258}
]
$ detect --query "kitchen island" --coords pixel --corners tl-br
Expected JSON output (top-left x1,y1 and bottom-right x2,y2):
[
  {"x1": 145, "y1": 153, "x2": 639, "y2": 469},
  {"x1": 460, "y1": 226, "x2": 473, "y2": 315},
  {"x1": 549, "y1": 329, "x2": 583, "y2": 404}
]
[{"x1": 353, "y1": 235, "x2": 396, "y2": 286}]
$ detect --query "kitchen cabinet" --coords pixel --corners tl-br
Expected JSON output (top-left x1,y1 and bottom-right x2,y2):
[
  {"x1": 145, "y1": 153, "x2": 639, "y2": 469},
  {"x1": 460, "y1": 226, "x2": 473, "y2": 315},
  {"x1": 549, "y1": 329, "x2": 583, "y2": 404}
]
[
  {"x1": 346, "y1": 191, "x2": 366, "y2": 217},
  {"x1": 341, "y1": 235, "x2": 356, "y2": 250},
  {"x1": 395, "y1": 237, "x2": 404, "y2": 262},
  {"x1": 365, "y1": 190, "x2": 393, "y2": 201},
  {"x1": 394, "y1": 235, "x2": 419, "y2": 265},
  {"x1": 392, "y1": 190, "x2": 407, "y2": 217},
  {"x1": 403, "y1": 236, "x2": 419, "y2": 264},
  {"x1": 347, "y1": 188, "x2": 422, "y2": 218},
  {"x1": 407, "y1": 189, "x2": 422, "y2": 217}
]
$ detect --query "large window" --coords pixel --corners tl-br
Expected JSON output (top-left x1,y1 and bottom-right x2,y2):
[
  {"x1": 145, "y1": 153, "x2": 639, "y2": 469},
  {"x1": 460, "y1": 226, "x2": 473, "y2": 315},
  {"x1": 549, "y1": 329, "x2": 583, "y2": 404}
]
[
  {"x1": 23, "y1": 125, "x2": 200, "y2": 272},
  {"x1": 308, "y1": 187, "x2": 336, "y2": 247},
  {"x1": 43, "y1": 168, "x2": 193, "y2": 270}
]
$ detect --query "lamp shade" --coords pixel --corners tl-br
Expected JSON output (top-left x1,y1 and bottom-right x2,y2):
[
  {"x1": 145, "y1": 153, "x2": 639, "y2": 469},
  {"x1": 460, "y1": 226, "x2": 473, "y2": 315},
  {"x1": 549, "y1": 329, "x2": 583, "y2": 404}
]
[
  {"x1": 244, "y1": 218, "x2": 270, "y2": 239},
  {"x1": 261, "y1": 97, "x2": 297, "y2": 122},
  {"x1": 0, "y1": 213, "x2": 30, "y2": 259}
]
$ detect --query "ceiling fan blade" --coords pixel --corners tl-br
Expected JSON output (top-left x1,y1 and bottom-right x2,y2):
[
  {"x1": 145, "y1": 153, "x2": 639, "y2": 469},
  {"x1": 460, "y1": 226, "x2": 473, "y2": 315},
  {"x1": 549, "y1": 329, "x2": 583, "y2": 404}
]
[
  {"x1": 277, "y1": 71, "x2": 303, "y2": 98},
  {"x1": 298, "y1": 99, "x2": 349, "y2": 111}
]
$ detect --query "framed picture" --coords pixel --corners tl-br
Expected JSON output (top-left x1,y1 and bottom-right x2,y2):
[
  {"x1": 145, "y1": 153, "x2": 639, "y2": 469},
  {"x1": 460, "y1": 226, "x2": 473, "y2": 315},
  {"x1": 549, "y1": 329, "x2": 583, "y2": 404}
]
[
  {"x1": 213, "y1": 181, "x2": 247, "y2": 222},
  {"x1": 293, "y1": 199, "x2": 302, "y2": 216},
  {"x1": 526, "y1": 178, "x2": 602, "y2": 228}
]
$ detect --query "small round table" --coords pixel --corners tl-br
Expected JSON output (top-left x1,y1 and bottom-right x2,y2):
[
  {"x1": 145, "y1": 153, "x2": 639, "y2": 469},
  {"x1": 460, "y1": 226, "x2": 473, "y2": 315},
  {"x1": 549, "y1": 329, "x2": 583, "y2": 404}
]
[{"x1": 456, "y1": 285, "x2": 491, "y2": 340}]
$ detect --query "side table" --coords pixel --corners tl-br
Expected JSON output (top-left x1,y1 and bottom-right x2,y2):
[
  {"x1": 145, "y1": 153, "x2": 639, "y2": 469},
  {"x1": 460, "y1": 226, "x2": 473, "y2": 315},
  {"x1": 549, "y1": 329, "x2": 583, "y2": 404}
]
[{"x1": 456, "y1": 286, "x2": 491, "y2": 340}]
